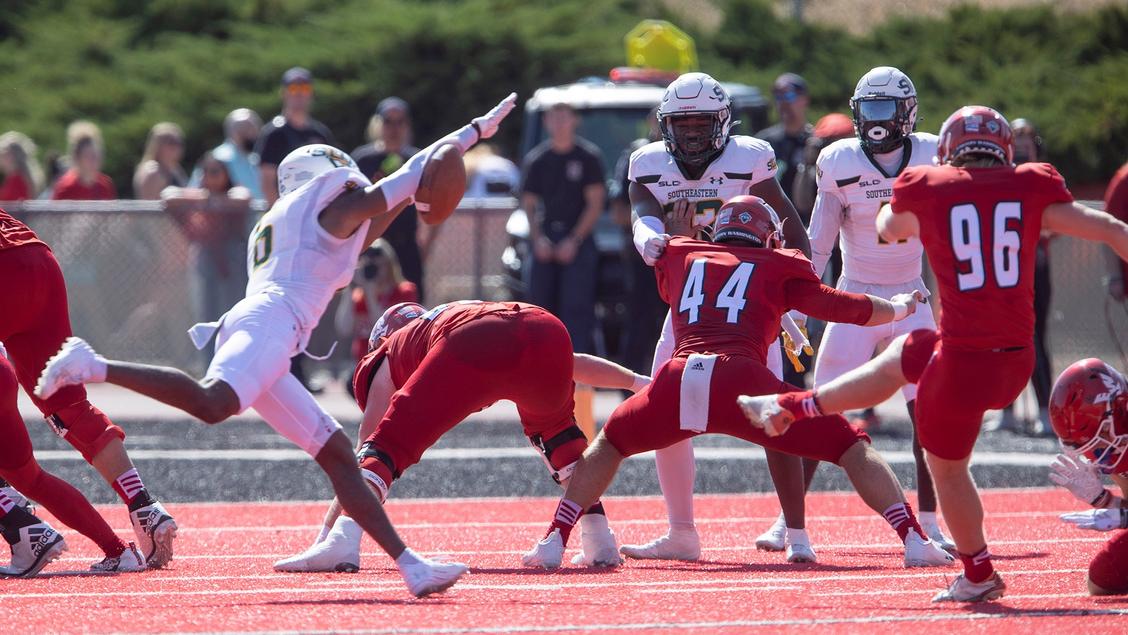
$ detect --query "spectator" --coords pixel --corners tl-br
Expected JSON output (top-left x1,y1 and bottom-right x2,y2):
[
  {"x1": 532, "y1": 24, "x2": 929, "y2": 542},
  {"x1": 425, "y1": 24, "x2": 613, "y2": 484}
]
[
  {"x1": 134, "y1": 122, "x2": 187, "y2": 199},
  {"x1": 756, "y1": 73, "x2": 813, "y2": 198},
  {"x1": 791, "y1": 113, "x2": 855, "y2": 224},
  {"x1": 1106, "y1": 160, "x2": 1128, "y2": 303},
  {"x1": 256, "y1": 67, "x2": 336, "y2": 205},
  {"x1": 52, "y1": 121, "x2": 116, "y2": 200},
  {"x1": 0, "y1": 131, "x2": 43, "y2": 201},
  {"x1": 163, "y1": 153, "x2": 251, "y2": 365},
  {"x1": 463, "y1": 143, "x2": 520, "y2": 198},
  {"x1": 189, "y1": 108, "x2": 263, "y2": 199},
  {"x1": 334, "y1": 240, "x2": 419, "y2": 376},
  {"x1": 352, "y1": 97, "x2": 437, "y2": 299}
]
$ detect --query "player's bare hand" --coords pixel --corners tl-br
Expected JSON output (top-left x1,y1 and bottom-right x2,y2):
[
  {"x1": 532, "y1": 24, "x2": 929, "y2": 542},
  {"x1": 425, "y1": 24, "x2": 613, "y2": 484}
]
[
  {"x1": 555, "y1": 236, "x2": 579, "y2": 264},
  {"x1": 642, "y1": 233, "x2": 670, "y2": 266},
  {"x1": 667, "y1": 198, "x2": 695, "y2": 237},
  {"x1": 472, "y1": 92, "x2": 518, "y2": 140},
  {"x1": 534, "y1": 236, "x2": 555, "y2": 263}
]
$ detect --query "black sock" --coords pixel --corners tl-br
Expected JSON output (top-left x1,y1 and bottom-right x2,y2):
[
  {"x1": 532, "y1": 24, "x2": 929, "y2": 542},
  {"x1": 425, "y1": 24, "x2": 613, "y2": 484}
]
[
  {"x1": 585, "y1": 501, "x2": 606, "y2": 516},
  {"x1": 127, "y1": 489, "x2": 155, "y2": 512},
  {"x1": 0, "y1": 505, "x2": 41, "y2": 545}
]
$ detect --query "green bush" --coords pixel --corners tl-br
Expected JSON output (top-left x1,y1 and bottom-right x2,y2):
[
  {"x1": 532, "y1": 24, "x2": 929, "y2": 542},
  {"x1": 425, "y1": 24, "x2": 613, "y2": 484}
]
[{"x1": 0, "y1": 0, "x2": 1122, "y2": 194}]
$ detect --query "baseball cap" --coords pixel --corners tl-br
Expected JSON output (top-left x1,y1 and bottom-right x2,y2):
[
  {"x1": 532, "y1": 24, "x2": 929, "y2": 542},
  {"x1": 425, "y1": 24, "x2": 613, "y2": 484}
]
[
  {"x1": 281, "y1": 67, "x2": 312, "y2": 86},
  {"x1": 377, "y1": 97, "x2": 410, "y2": 119},
  {"x1": 773, "y1": 73, "x2": 808, "y2": 101}
]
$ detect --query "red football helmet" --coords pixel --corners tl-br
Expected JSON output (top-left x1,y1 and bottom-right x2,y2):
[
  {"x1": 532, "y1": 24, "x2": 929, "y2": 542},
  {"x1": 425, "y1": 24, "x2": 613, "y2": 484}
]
[
  {"x1": 368, "y1": 302, "x2": 425, "y2": 351},
  {"x1": 1049, "y1": 358, "x2": 1128, "y2": 474},
  {"x1": 712, "y1": 195, "x2": 782, "y2": 248},
  {"x1": 937, "y1": 105, "x2": 1015, "y2": 166}
]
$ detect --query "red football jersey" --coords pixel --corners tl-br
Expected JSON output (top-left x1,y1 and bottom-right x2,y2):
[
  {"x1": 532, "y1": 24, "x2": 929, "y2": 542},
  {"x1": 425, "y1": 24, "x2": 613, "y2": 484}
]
[
  {"x1": 655, "y1": 237, "x2": 872, "y2": 363},
  {"x1": 890, "y1": 162, "x2": 1073, "y2": 350},
  {"x1": 351, "y1": 300, "x2": 528, "y2": 410},
  {"x1": 0, "y1": 208, "x2": 45, "y2": 251}
]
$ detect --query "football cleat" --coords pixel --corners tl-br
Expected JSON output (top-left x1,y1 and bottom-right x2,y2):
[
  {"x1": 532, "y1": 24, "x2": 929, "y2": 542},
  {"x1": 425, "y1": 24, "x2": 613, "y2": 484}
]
[
  {"x1": 1, "y1": 522, "x2": 67, "y2": 578},
  {"x1": 274, "y1": 516, "x2": 362, "y2": 573},
  {"x1": 570, "y1": 517, "x2": 623, "y2": 567},
  {"x1": 785, "y1": 529, "x2": 817, "y2": 563},
  {"x1": 921, "y1": 520, "x2": 956, "y2": 552},
  {"x1": 130, "y1": 501, "x2": 178, "y2": 568},
  {"x1": 522, "y1": 528, "x2": 565, "y2": 569},
  {"x1": 90, "y1": 542, "x2": 146, "y2": 573},
  {"x1": 737, "y1": 395, "x2": 794, "y2": 437},
  {"x1": 904, "y1": 529, "x2": 955, "y2": 568},
  {"x1": 932, "y1": 572, "x2": 1006, "y2": 603},
  {"x1": 619, "y1": 528, "x2": 700, "y2": 561},
  {"x1": 755, "y1": 514, "x2": 786, "y2": 552},
  {"x1": 396, "y1": 548, "x2": 468, "y2": 598},
  {"x1": 34, "y1": 337, "x2": 107, "y2": 400}
]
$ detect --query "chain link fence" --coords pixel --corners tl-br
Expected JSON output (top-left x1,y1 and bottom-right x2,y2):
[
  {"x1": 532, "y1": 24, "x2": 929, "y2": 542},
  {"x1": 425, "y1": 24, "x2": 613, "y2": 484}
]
[{"x1": 4, "y1": 199, "x2": 1125, "y2": 380}]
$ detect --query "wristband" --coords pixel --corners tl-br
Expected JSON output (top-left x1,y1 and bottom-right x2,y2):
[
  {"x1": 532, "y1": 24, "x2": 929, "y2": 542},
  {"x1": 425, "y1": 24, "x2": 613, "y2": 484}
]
[
  {"x1": 891, "y1": 301, "x2": 910, "y2": 321},
  {"x1": 1091, "y1": 488, "x2": 1114, "y2": 508},
  {"x1": 632, "y1": 215, "x2": 665, "y2": 259}
]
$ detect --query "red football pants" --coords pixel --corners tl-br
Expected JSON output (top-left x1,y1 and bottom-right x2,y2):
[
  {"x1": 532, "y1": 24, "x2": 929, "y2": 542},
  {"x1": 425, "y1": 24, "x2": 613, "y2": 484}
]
[
  {"x1": 364, "y1": 305, "x2": 576, "y2": 477},
  {"x1": 901, "y1": 329, "x2": 1034, "y2": 460},
  {"x1": 604, "y1": 355, "x2": 869, "y2": 463}
]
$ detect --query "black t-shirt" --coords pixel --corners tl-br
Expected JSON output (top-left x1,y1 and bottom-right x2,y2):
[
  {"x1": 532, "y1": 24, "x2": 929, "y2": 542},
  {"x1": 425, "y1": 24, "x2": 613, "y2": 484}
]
[
  {"x1": 352, "y1": 144, "x2": 425, "y2": 294},
  {"x1": 755, "y1": 122, "x2": 813, "y2": 199},
  {"x1": 521, "y1": 138, "x2": 604, "y2": 241},
  {"x1": 255, "y1": 115, "x2": 338, "y2": 166}
]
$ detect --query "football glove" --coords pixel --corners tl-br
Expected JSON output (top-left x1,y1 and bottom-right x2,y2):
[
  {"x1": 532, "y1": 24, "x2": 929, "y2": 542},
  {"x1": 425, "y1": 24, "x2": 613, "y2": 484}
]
[
  {"x1": 1059, "y1": 508, "x2": 1128, "y2": 532},
  {"x1": 1049, "y1": 453, "x2": 1108, "y2": 506},
  {"x1": 781, "y1": 313, "x2": 812, "y2": 373},
  {"x1": 471, "y1": 93, "x2": 518, "y2": 141}
]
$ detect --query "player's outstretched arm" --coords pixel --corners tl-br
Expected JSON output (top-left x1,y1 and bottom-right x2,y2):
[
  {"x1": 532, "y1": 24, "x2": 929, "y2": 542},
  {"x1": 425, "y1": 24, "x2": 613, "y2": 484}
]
[
  {"x1": 572, "y1": 354, "x2": 649, "y2": 392},
  {"x1": 787, "y1": 279, "x2": 922, "y2": 327},
  {"x1": 320, "y1": 93, "x2": 518, "y2": 239},
  {"x1": 749, "y1": 177, "x2": 811, "y2": 258},
  {"x1": 1043, "y1": 201, "x2": 1128, "y2": 263}
]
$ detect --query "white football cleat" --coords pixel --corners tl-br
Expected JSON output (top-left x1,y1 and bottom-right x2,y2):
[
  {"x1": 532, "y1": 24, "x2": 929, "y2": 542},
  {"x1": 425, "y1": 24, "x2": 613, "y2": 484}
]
[
  {"x1": 35, "y1": 337, "x2": 107, "y2": 400},
  {"x1": 1, "y1": 522, "x2": 67, "y2": 578},
  {"x1": 737, "y1": 395, "x2": 794, "y2": 437},
  {"x1": 755, "y1": 513, "x2": 786, "y2": 552},
  {"x1": 130, "y1": 500, "x2": 178, "y2": 568},
  {"x1": 274, "y1": 516, "x2": 362, "y2": 573},
  {"x1": 569, "y1": 516, "x2": 622, "y2": 567},
  {"x1": 785, "y1": 528, "x2": 817, "y2": 563},
  {"x1": 904, "y1": 529, "x2": 955, "y2": 568},
  {"x1": 522, "y1": 528, "x2": 565, "y2": 569},
  {"x1": 90, "y1": 542, "x2": 146, "y2": 573},
  {"x1": 921, "y1": 521, "x2": 956, "y2": 553},
  {"x1": 932, "y1": 572, "x2": 1006, "y2": 603},
  {"x1": 396, "y1": 548, "x2": 468, "y2": 598},
  {"x1": 619, "y1": 527, "x2": 700, "y2": 561}
]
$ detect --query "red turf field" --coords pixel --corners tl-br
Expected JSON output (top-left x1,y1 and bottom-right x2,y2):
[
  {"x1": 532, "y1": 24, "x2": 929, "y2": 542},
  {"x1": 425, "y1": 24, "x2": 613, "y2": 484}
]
[{"x1": 4, "y1": 487, "x2": 1126, "y2": 633}]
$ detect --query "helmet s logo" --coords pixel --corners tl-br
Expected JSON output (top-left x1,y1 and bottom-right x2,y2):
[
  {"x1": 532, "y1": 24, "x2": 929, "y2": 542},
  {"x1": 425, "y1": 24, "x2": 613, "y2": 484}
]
[{"x1": 898, "y1": 78, "x2": 911, "y2": 95}]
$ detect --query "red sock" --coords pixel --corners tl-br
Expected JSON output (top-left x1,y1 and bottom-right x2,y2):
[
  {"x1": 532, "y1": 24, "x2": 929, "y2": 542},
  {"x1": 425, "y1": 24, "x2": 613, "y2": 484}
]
[
  {"x1": 548, "y1": 499, "x2": 583, "y2": 545},
  {"x1": 778, "y1": 390, "x2": 823, "y2": 421},
  {"x1": 23, "y1": 469, "x2": 125, "y2": 558},
  {"x1": 958, "y1": 546, "x2": 994, "y2": 583},
  {"x1": 0, "y1": 490, "x2": 15, "y2": 517},
  {"x1": 112, "y1": 468, "x2": 152, "y2": 509},
  {"x1": 883, "y1": 502, "x2": 926, "y2": 543}
]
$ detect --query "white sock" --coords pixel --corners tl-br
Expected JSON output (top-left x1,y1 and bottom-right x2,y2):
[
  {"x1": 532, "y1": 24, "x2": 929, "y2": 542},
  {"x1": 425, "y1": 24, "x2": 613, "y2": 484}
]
[
  {"x1": 785, "y1": 527, "x2": 810, "y2": 545},
  {"x1": 579, "y1": 513, "x2": 609, "y2": 535},
  {"x1": 331, "y1": 515, "x2": 361, "y2": 539},
  {"x1": 395, "y1": 547, "x2": 423, "y2": 569},
  {"x1": 655, "y1": 439, "x2": 696, "y2": 532},
  {"x1": 919, "y1": 511, "x2": 939, "y2": 527}
]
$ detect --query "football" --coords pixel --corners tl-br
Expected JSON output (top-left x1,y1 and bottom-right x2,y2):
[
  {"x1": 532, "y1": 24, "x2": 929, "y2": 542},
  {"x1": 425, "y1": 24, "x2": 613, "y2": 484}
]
[{"x1": 415, "y1": 143, "x2": 467, "y2": 225}]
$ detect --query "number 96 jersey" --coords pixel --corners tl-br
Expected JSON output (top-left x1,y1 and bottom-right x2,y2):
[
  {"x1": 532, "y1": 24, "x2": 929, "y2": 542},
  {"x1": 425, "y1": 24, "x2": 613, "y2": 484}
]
[
  {"x1": 246, "y1": 166, "x2": 373, "y2": 331},
  {"x1": 628, "y1": 136, "x2": 778, "y2": 230}
]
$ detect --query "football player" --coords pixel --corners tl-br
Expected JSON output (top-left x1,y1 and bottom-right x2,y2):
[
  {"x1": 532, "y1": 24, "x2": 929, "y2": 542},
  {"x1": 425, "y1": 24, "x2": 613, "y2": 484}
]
[
  {"x1": 623, "y1": 71, "x2": 819, "y2": 563},
  {"x1": 740, "y1": 106, "x2": 1128, "y2": 602},
  {"x1": 523, "y1": 196, "x2": 953, "y2": 570},
  {"x1": 766, "y1": 66, "x2": 952, "y2": 554},
  {"x1": 35, "y1": 94, "x2": 518, "y2": 598},
  {"x1": 1046, "y1": 359, "x2": 1128, "y2": 596},
  {"x1": 275, "y1": 300, "x2": 650, "y2": 572}
]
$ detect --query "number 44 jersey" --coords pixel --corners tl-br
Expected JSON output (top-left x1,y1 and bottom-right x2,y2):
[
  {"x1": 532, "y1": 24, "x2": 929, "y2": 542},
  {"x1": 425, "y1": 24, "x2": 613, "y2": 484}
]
[
  {"x1": 628, "y1": 136, "x2": 778, "y2": 230},
  {"x1": 655, "y1": 237, "x2": 874, "y2": 364},
  {"x1": 890, "y1": 162, "x2": 1073, "y2": 351},
  {"x1": 246, "y1": 166, "x2": 373, "y2": 331}
]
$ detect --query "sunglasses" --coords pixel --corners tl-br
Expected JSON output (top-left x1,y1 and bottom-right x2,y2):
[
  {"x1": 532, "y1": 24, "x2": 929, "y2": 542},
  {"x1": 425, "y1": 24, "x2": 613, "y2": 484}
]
[
  {"x1": 285, "y1": 83, "x2": 313, "y2": 97},
  {"x1": 774, "y1": 90, "x2": 802, "y2": 103}
]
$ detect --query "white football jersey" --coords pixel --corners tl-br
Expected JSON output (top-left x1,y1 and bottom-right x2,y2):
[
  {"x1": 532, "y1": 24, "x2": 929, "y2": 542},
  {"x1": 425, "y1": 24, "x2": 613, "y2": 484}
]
[
  {"x1": 809, "y1": 133, "x2": 937, "y2": 284},
  {"x1": 246, "y1": 167, "x2": 372, "y2": 331},
  {"x1": 628, "y1": 136, "x2": 778, "y2": 229}
]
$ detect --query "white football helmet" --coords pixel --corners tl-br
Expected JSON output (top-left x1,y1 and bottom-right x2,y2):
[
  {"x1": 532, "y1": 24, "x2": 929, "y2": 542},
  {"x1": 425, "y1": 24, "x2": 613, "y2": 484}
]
[
  {"x1": 657, "y1": 72, "x2": 733, "y2": 167},
  {"x1": 850, "y1": 66, "x2": 919, "y2": 154},
  {"x1": 277, "y1": 144, "x2": 357, "y2": 197}
]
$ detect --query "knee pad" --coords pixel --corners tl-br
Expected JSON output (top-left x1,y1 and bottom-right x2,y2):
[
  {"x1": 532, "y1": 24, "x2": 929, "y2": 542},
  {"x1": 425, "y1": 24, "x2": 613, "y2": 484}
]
[
  {"x1": 46, "y1": 401, "x2": 125, "y2": 463},
  {"x1": 529, "y1": 425, "x2": 588, "y2": 486},
  {"x1": 356, "y1": 441, "x2": 396, "y2": 501}
]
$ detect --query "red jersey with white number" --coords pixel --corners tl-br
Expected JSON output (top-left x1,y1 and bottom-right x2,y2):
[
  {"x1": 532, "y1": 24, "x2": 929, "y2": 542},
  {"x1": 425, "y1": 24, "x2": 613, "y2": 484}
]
[
  {"x1": 351, "y1": 300, "x2": 528, "y2": 409},
  {"x1": 655, "y1": 237, "x2": 874, "y2": 363},
  {"x1": 890, "y1": 162, "x2": 1073, "y2": 350},
  {"x1": 0, "y1": 208, "x2": 45, "y2": 251}
]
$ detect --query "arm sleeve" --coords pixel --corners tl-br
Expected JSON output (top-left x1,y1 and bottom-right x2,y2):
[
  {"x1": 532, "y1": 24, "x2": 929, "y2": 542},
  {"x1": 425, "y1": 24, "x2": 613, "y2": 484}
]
[
  {"x1": 784, "y1": 278, "x2": 873, "y2": 325},
  {"x1": 807, "y1": 150, "x2": 847, "y2": 277}
]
